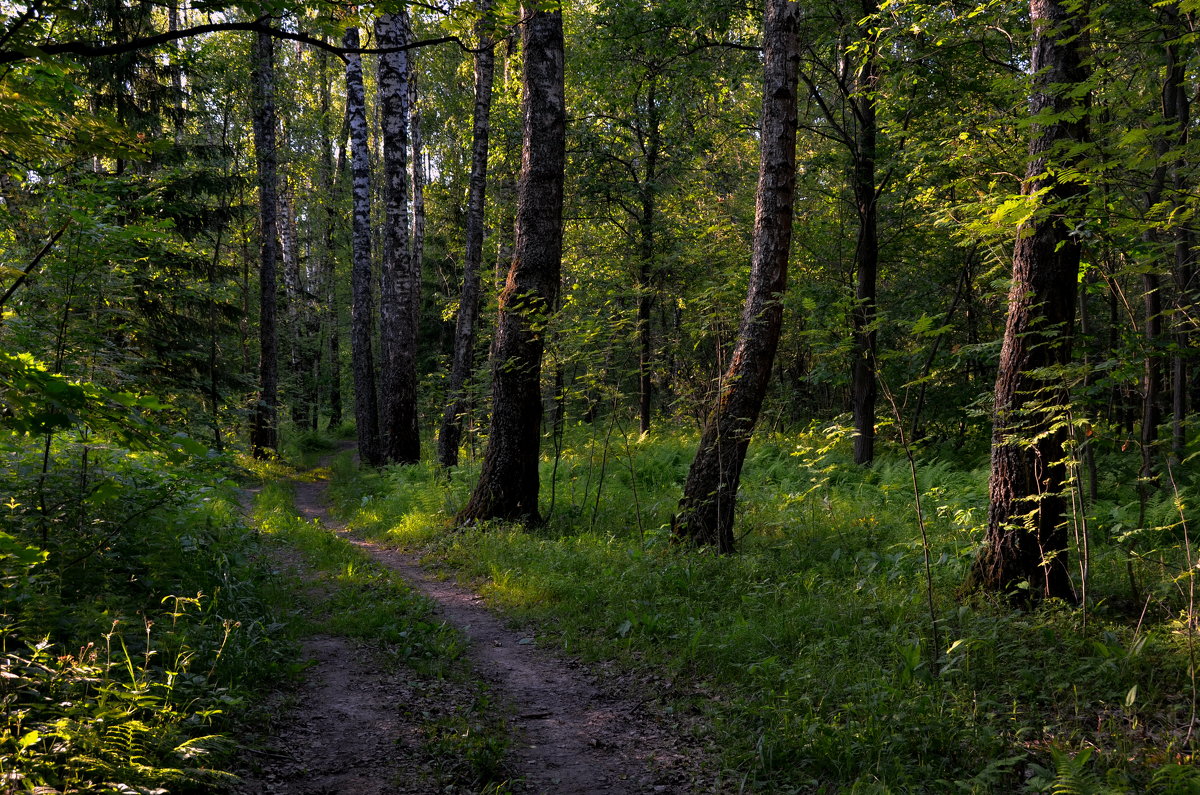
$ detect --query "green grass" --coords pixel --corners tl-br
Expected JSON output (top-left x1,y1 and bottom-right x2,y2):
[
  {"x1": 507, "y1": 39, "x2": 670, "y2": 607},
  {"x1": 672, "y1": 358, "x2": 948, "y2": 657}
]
[{"x1": 328, "y1": 419, "x2": 1200, "y2": 793}]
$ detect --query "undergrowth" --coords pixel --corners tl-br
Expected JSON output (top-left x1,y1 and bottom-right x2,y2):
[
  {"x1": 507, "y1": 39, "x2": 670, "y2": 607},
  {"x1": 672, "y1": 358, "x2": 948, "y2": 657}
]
[
  {"x1": 328, "y1": 419, "x2": 1200, "y2": 793},
  {"x1": 0, "y1": 436, "x2": 289, "y2": 794}
]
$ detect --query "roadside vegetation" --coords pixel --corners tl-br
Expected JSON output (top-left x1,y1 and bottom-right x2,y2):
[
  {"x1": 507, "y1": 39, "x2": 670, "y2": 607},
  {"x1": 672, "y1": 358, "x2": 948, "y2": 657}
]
[
  {"x1": 0, "y1": 429, "x2": 509, "y2": 794},
  {"x1": 0, "y1": 435, "x2": 282, "y2": 793}
]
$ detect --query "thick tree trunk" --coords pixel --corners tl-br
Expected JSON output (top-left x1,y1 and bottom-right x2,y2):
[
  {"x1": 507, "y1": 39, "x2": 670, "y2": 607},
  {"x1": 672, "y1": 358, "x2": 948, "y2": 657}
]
[
  {"x1": 249, "y1": 29, "x2": 279, "y2": 458},
  {"x1": 851, "y1": 0, "x2": 879, "y2": 466},
  {"x1": 344, "y1": 27, "x2": 382, "y2": 466},
  {"x1": 438, "y1": 0, "x2": 496, "y2": 468},
  {"x1": 969, "y1": 0, "x2": 1090, "y2": 601},
  {"x1": 376, "y1": 11, "x2": 421, "y2": 464},
  {"x1": 456, "y1": 1, "x2": 566, "y2": 524},
  {"x1": 670, "y1": 0, "x2": 801, "y2": 551}
]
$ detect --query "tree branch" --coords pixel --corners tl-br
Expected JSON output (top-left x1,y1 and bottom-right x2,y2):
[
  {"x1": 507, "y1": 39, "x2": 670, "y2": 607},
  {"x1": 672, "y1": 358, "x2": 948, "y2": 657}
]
[
  {"x1": 0, "y1": 223, "x2": 68, "y2": 313},
  {"x1": 0, "y1": 17, "x2": 476, "y2": 65}
]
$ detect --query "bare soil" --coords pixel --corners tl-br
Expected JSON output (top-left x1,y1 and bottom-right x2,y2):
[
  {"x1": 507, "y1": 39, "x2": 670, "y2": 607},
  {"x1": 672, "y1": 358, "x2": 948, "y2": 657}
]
[{"x1": 239, "y1": 450, "x2": 711, "y2": 794}]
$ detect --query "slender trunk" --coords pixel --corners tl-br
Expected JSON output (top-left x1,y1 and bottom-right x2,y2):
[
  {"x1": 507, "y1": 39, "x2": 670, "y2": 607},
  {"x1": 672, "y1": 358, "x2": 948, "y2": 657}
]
[
  {"x1": 376, "y1": 11, "x2": 421, "y2": 464},
  {"x1": 637, "y1": 74, "x2": 661, "y2": 436},
  {"x1": 1077, "y1": 281, "x2": 1099, "y2": 504},
  {"x1": 1164, "y1": 10, "x2": 1193, "y2": 459},
  {"x1": 249, "y1": 28, "x2": 279, "y2": 457},
  {"x1": 319, "y1": 46, "x2": 343, "y2": 432},
  {"x1": 671, "y1": 0, "x2": 801, "y2": 551},
  {"x1": 411, "y1": 69, "x2": 426, "y2": 285},
  {"x1": 1142, "y1": 273, "x2": 1163, "y2": 490},
  {"x1": 969, "y1": 0, "x2": 1090, "y2": 601},
  {"x1": 439, "y1": 0, "x2": 496, "y2": 468},
  {"x1": 279, "y1": 181, "x2": 310, "y2": 430},
  {"x1": 1140, "y1": 177, "x2": 1168, "y2": 490},
  {"x1": 168, "y1": 1, "x2": 183, "y2": 141},
  {"x1": 345, "y1": 27, "x2": 381, "y2": 465},
  {"x1": 456, "y1": 1, "x2": 566, "y2": 524},
  {"x1": 851, "y1": 0, "x2": 879, "y2": 466}
]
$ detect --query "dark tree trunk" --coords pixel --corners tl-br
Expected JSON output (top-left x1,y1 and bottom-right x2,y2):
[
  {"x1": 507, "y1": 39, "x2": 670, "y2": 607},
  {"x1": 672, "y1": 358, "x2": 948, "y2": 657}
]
[
  {"x1": 637, "y1": 74, "x2": 661, "y2": 436},
  {"x1": 411, "y1": 70, "x2": 426, "y2": 282},
  {"x1": 1164, "y1": 9, "x2": 1193, "y2": 458},
  {"x1": 670, "y1": 0, "x2": 801, "y2": 551},
  {"x1": 851, "y1": 0, "x2": 879, "y2": 466},
  {"x1": 279, "y1": 181, "x2": 311, "y2": 430},
  {"x1": 320, "y1": 48, "x2": 344, "y2": 430},
  {"x1": 438, "y1": 0, "x2": 496, "y2": 468},
  {"x1": 375, "y1": 11, "x2": 421, "y2": 464},
  {"x1": 456, "y1": 1, "x2": 566, "y2": 524},
  {"x1": 1139, "y1": 71, "x2": 1171, "y2": 487},
  {"x1": 345, "y1": 27, "x2": 381, "y2": 465},
  {"x1": 168, "y1": 1, "x2": 183, "y2": 141},
  {"x1": 249, "y1": 28, "x2": 279, "y2": 458},
  {"x1": 969, "y1": 0, "x2": 1090, "y2": 601}
]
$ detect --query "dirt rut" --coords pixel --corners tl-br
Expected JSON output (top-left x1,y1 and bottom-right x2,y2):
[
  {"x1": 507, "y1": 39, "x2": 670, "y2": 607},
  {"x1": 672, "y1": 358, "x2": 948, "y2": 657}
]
[{"x1": 243, "y1": 457, "x2": 705, "y2": 793}]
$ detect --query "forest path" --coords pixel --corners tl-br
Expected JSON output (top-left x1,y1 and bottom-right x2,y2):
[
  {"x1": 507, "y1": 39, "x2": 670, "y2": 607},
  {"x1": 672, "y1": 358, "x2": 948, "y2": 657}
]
[{"x1": 245, "y1": 446, "x2": 704, "y2": 794}]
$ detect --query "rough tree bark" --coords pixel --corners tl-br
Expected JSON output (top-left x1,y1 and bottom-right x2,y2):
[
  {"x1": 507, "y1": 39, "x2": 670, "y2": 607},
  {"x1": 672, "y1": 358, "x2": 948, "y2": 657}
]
[
  {"x1": 438, "y1": 0, "x2": 496, "y2": 468},
  {"x1": 376, "y1": 11, "x2": 421, "y2": 464},
  {"x1": 344, "y1": 27, "x2": 381, "y2": 466},
  {"x1": 456, "y1": 1, "x2": 565, "y2": 524},
  {"x1": 249, "y1": 28, "x2": 279, "y2": 458},
  {"x1": 670, "y1": 0, "x2": 801, "y2": 552},
  {"x1": 969, "y1": 0, "x2": 1090, "y2": 600},
  {"x1": 850, "y1": 0, "x2": 879, "y2": 466}
]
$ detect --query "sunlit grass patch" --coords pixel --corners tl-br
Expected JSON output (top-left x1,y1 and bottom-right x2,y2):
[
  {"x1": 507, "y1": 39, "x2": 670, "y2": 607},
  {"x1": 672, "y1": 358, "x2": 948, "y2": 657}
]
[{"x1": 250, "y1": 480, "x2": 461, "y2": 674}]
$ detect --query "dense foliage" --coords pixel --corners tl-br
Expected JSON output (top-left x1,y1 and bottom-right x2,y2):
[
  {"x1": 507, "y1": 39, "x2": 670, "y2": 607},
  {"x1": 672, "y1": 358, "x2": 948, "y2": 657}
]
[{"x1": 4, "y1": 0, "x2": 1200, "y2": 790}]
